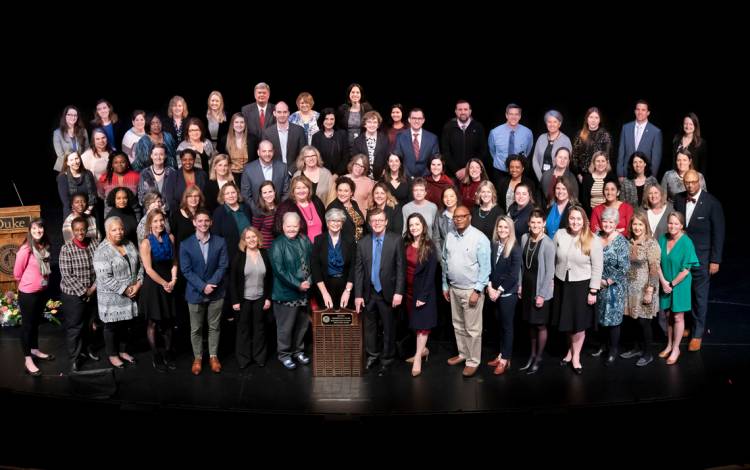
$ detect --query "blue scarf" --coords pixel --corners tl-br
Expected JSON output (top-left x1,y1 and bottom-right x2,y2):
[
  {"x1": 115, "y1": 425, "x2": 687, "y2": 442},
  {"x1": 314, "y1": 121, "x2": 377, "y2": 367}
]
[
  {"x1": 148, "y1": 233, "x2": 173, "y2": 262},
  {"x1": 327, "y1": 234, "x2": 344, "y2": 276}
]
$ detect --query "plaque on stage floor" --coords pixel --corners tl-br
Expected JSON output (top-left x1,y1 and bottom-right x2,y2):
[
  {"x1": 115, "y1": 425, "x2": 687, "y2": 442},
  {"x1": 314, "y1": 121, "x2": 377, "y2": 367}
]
[
  {"x1": 312, "y1": 307, "x2": 363, "y2": 377},
  {"x1": 0, "y1": 205, "x2": 40, "y2": 293}
]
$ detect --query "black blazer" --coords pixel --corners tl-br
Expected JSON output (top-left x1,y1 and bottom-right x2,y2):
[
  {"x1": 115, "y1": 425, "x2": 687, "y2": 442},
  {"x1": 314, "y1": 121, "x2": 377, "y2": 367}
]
[
  {"x1": 441, "y1": 118, "x2": 490, "y2": 175},
  {"x1": 489, "y1": 241, "x2": 522, "y2": 294},
  {"x1": 408, "y1": 243, "x2": 438, "y2": 330},
  {"x1": 354, "y1": 232, "x2": 405, "y2": 302},
  {"x1": 228, "y1": 249, "x2": 273, "y2": 305},
  {"x1": 311, "y1": 231, "x2": 356, "y2": 288},
  {"x1": 204, "y1": 116, "x2": 230, "y2": 150},
  {"x1": 580, "y1": 171, "x2": 617, "y2": 217},
  {"x1": 498, "y1": 176, "x2": 539, "y2": 213},
  {"x1": 312, "y1": 129, "x2": 349, "y2": 176},
  {"x1": 174, "y1": 168, "x2": 208, "y2": 203},
  {"x1": 162, "y1": 115, "x2": 192, "y2": 144},
  {"x1": 336, "y1": 102, "x2": 374, "y2": 133},
  {"x1": 674, "y1": 191, "x2": 725, "y2": 266},
  {"x1": 351, "y1": 131, "x2": 390, "y2": 179},
  {"x1": 211, "y1": 203, "x2": 254, "y2": 261},
  {"x1": 241, "y1": 102, "x2": 276, "y2": 143},
  {"x1": 262, "y1": 123, "x2": 306, "y2": 166}
]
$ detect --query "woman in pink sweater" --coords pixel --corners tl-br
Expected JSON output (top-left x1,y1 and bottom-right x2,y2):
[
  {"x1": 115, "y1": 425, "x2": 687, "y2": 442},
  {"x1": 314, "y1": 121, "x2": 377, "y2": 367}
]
[{"x1": 13, "y1": 219, "x2": 55, "y2": 376}]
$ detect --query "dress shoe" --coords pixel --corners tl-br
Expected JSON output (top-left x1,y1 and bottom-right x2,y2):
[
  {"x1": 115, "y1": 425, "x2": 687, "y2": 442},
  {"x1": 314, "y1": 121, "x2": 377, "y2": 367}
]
[
  {"x1": 589, "y1": 346, "x2": 605, "y2": 357},
  {"x1": 493, "y1": 359, "x2": 510, "y2": 376},
  {"x1": 191, "y1": 358, "x2": 202, "y2": 375},
  {"x1": 25, "y1": 366, "x2": 42, "y2": 377},
  {"x1": 688, "y1": 338, "x2": 702, "y2": 352},
  {"x1": 604, "y1": 355, "x2": 616, "y2": 367},
  {"x1": 411, "y1": 366, "x2": 422, "y2": 377},
  {"x1": 86, "y1": 347, "x2": 100, "y2": 361},
  {"x1": 682, "y1": 329, "x2": 690, "y2": 338},
  {"x1": 152, "y1": 354, "x2": 167, "y2": 373},
  {"x1": 518, "y1": 357, "x2": 535, "y2": 371},
  {"x1": 377, "y1": 365, "x2": 389, "y2": 376},
  {"x1": 447, "y1": 355, "x2": 465, "y2": 366},
  {"x1": 572, "y1": 366, "x2": 583, "y2": 375},
  {"x1": 366, "y1": 356, "x2": 379, "y2": 370},
  {"x1": 282, "y1": 358, "x2": 297, "y2": 370},
  {"x1": 560, "y1": 358, "x2": 571, "y2": 367},
  {"x1": 636, "y1": 354, "x2": 654, "y2": 367},
  {"x1": 294, "y1": 352, "x2": 311, "y2": 365},
  {"x1": 164, "y1": 351, "x2": 177, "y2": 370},
  {"x1": 666, "y1": 353, "x2": 680, "y2": 365},
  {"x1": 462, "y1": 365, "x2": 478, "y2": 378},
  {"x1": 488, "y1": 355, "x2": 502, "y2": 367},
  {"x1": 209, "y1": 356, "x2": 222, "y2": 373},
  {"x1": 658, "y1": 347, "x2": 672, "y2": 358},
  {"x1": 109, "y1": 357, "x2": 125, "y2": 369},
  {"x1": 119, "y1": 354, "x2": 137, "y2": 365},
  {"x1": 405, "y1": 347, "x2": 430, "y2": 364},
  {"x1": 33, "y1": 352, "x2": 55, "y2": 362},
  {"x1": 526, "y1": 359, "x2": 541, "y2": 375},
  {"x1": 619, "y1": 349, "x2": 643, "y2": 359}
]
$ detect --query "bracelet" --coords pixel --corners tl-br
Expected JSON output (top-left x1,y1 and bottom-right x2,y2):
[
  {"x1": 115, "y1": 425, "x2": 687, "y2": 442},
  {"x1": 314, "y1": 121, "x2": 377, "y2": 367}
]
[
  {"x1": 589, "y1": 290, "x2": 598, "y2": 295},
  {"x1": 668, "y1": 281, "x2": 674, "y2": 288}
]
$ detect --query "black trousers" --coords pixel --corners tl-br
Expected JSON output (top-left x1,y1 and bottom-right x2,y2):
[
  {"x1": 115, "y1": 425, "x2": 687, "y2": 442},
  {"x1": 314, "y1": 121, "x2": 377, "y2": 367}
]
[
  {"x1": 364, "y1": 290, "x2": 396, "y2": 364},
  {"x1": 691, "y1": 265, "x2": 711, "y2": 338},
  {"x1": 18, "y1": 291, "x2": 44, "y2": 356},
  {"x1": 236, "y1": 298, "x2": 268, "y2": 367},
  {"x1": 103, "y1": 320, "x2": 132, "y2": 356},
  {"x1": 61, "y1": 292, "x2": 97, "y2": 361}
]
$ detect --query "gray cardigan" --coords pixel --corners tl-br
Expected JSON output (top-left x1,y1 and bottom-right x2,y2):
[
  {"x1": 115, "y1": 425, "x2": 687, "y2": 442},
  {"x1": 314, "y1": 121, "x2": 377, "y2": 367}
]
[
  {"x1": 94, "y1": 239, "x2": 143, "y2": 323},
  {"x1": 521, "y1": 233, "x2": 556, "y2": 300},
  {"x1": 532, "y1": 133, "x2": 573, "y2": 181}
]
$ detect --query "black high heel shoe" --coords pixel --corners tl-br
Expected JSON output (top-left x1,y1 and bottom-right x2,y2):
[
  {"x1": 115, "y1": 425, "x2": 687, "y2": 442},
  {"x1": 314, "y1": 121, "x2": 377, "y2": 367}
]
[
  {"x1": 519, "y1": 357, "x2": 535, "y2": 371},
  {"x1": 560, "y1": 358, "x2": 571, "y2": 367},
  {"x1": 527, "y1": 358, "x2": 542, "y2": 375},
  {"x1": 32, "y1": 352, "x2": 55, "y2": 362},
  {"x1": 25, "y1": 366, "x2": 42, "y2": 376},
  {"x1": 152, "y1": 354, "x2": 167, "y2": 373}
]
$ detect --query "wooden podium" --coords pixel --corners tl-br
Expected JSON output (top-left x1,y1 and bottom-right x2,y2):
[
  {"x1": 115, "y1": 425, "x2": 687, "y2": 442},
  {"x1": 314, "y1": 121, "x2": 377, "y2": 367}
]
[
  {"x1": 0, "y1": 206, "x2": 41, "y2": 293},
  {"x1": 312, "y1": 307, "x2": 363, "y2": 377}
]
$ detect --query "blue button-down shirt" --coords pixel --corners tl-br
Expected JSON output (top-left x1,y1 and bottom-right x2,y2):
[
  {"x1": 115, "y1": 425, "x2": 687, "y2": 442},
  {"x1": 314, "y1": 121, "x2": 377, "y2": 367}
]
[{"x1": 488, "y1": 123, "x2": 534, "y2": 172}]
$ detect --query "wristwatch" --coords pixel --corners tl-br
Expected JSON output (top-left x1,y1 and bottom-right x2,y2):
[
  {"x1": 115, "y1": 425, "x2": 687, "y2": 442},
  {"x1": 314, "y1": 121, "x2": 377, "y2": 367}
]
[
  {"x1": 668, "y1": 281, "x2": 674, "y2": 288},
  {"x1": 473, "y1": 289, "x2": 482, "y2": 295}
]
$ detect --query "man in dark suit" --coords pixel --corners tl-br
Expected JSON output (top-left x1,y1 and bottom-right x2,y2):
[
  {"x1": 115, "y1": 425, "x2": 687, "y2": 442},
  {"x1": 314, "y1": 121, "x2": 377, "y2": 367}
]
[
  {"x1": 441, "y1": 100, "x2": 489, "y2": 180},
  {"x1": 394, "y1": 108, "x2": 440, "y2": 178},
  {"x1": 261, "y1": 101, "x2": 306, "y2": 166},
  {"x1": 674, "y1": 170, "x2": 725, "y2": 352},
  {"x1": 617, "y1": 100, "x2": 663, "y2": 179},
  {"x1": 350, "y1": 110, "x2": 390, "y2": 179},
  {"x1": 354, "y1": 207, "x2": 405, "y2": 375},
  {"x1": 179, "y1": 209, "x2": 229, "y2": 375},
  {"x1": 240, "y1": 140, "x2": 290, "y2": 210},
  {"x1": 241, "y1": 82, "x2": 275, "y2": 152}
]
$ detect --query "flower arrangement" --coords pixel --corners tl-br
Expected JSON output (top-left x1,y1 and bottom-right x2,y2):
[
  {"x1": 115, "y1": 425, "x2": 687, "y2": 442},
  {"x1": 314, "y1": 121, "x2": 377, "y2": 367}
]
[
  {"x1": 0, "y1": 292, "x2": 62, "y2": 327},
  {"x1": 1, "y1": 291, "x2": 22, "y2": 327},
  {"x1": 44, "y1": 299, "x2": 62, "y2": 326}
]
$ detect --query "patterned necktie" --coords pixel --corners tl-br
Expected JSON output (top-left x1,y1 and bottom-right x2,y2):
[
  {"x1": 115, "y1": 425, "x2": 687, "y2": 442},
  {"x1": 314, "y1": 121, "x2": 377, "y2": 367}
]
[
  {"x1": 412, "y1": 133, "x2": 420, "y2": 161},
  {"x1": 508, "y1": 130, "x2": 516, "y2": 156},
  {"x1": 259, "y1": 108, "x2": 265, "y2": 129},
  {"x1": 372, "y1": 237, "x2": 382, "y2": 293}
]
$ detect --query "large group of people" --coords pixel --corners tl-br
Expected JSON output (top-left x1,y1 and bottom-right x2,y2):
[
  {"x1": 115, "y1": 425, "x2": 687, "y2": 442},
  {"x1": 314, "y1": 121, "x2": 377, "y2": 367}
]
[{"x1": 13, "y1": 85, "x2": 724, "y2": 382}]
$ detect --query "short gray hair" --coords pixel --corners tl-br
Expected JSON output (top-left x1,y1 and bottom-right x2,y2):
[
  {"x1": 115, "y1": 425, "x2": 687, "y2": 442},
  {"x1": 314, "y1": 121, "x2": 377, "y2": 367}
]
[
  {"x1": 325, "y1": 208, "x2": 347, "y2": 222},
  {"x1": 601, "y1": 207, "x2": 620, "y2": 224},
  {"x1": 104, "y1": 216, "x2": 123, "y2": 232},
  {"x1": 282, "y1": 211, "x2": 301, "y2": 225},
  {"x1": 544, "y1": 109, "x2": 563, "y2": 124}
]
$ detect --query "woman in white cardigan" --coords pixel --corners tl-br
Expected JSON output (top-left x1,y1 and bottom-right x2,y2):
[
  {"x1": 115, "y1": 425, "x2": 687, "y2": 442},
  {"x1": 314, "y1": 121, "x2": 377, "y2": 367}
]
[{"x1": 552, "y1": 205, "x2": 603, "y2": 374}]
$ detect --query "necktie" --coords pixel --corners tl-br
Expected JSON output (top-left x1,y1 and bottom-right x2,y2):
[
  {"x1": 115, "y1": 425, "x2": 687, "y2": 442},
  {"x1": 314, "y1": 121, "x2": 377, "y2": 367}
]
[
  {"x1": 259, "y1": 108, "x2": 265, "y2": 129},
  {"x1": 371, "y1": 237, "x2": 382, "y2": 293},
  {"x1": 412, "y1": 133, "x2": 421, "y2": 160},
  {"x1": 635, "y1": 125, "x2": 642, "y2": 149},
  {"x1": 508, "y1": 130, "x2": 516, "y2": 156}
]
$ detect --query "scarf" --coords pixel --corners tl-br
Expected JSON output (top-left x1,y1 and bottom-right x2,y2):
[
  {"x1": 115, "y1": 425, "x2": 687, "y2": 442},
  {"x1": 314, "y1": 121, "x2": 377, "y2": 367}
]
[{"x1": 32, "y1": 243, "x2": 51, "y2": 285}]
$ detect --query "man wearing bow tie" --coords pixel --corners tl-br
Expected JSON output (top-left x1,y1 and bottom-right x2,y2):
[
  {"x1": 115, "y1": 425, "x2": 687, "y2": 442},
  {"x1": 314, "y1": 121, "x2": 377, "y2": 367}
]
[{"x1": 674, "y1": 170, "x2": 725, "y2": 351}]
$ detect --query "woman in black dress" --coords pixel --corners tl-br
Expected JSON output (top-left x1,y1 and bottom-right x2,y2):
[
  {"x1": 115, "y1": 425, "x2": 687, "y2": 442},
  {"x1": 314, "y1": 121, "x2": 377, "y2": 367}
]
[{"x1": 138, "y1": 210, "x2": 177, "y2": 371}]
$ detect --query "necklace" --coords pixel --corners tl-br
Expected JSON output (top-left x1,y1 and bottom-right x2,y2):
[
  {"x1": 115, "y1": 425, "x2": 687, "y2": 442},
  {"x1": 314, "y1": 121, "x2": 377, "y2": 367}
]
[
  {"x1": 478, "y1": 206, "x2": 493, "y2": 219},
  {"x1": 524, "y1": 236, "x2": 541, "y2": 270},
  {"x1": 152, "y1": 166, "x2": 165, "y2": 176},
  {"x1": 299, "y1": 203, "x2": 315, "y2": 222}
]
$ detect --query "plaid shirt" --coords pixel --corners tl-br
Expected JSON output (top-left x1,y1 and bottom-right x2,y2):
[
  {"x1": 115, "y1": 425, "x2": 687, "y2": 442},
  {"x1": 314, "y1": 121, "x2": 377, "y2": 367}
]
[{"x1": 59, "y1": 239, "x2": 98, "y2": 296}]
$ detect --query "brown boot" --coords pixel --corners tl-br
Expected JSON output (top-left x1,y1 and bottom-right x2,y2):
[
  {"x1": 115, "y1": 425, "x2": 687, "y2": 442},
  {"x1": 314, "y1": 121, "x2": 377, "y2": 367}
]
[
  {"x1": 210, "y1": 356, "x2": 222, "y2": 373},
  {"x1": 191, "y1": 358, "x2": 202, "y2": 376}
]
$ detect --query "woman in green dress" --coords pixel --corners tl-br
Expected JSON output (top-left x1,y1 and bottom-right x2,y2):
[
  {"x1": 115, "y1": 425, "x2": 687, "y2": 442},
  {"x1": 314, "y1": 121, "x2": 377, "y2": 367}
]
[{"x1": 658, "y1": 211, "x2": 699, "y2": 365}]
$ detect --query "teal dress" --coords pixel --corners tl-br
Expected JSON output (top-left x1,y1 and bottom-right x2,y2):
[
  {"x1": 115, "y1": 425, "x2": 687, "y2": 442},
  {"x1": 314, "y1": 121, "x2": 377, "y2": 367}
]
[
  {"x1": 658, "y1": 234, "x2": 699, "y2": 312},
  {"x1": 597, "y1": 234, "x2": 630, "y2": 327}
]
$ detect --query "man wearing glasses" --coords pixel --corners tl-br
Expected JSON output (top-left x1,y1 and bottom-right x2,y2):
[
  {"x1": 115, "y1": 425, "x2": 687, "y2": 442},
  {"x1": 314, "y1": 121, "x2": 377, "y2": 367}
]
[
  {"x1": 354, "y1": 208, "x2": 405, "y2": 376},
  {"x1": 441, "y1": 206, "x2": 491, "y2": 377}
]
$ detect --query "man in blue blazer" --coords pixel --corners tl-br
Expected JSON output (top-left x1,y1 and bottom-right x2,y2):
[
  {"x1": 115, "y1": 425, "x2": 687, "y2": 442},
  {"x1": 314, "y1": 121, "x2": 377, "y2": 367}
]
[
  {"x1": 394, "y1": 108, "x2": 440, "y2": 178},
  {"x1": 180, "y1": 209, "x2": 229, "y2": 375},
  {"x1": 674, "y1": 170, "x2": 725, "y2": 352},
  {"x1": 240, "y1": 140, "x2": 290, "y2": 210},
  {"x1": 617, "y1": 100, "x2": 662, "y2": 179}
]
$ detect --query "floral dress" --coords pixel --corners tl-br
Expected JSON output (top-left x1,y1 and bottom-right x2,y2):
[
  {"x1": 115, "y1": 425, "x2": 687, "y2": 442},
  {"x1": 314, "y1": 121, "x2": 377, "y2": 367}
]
[
  {"x1": 625, "y1": 238, "x2": 661, "y2": 319},
  {"x1": 597, "y1": 234, "x2": 630, "y2": 327}
]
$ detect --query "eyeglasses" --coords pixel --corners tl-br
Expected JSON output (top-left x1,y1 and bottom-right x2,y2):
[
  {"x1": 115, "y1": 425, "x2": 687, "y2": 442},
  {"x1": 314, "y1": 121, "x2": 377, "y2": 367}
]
[
  {"x1": 410, "y1": 117, "x2": 425, "y2": 121},
  {"x1": 370, "y1": 218, "x2": 386, "y2": 223}
]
